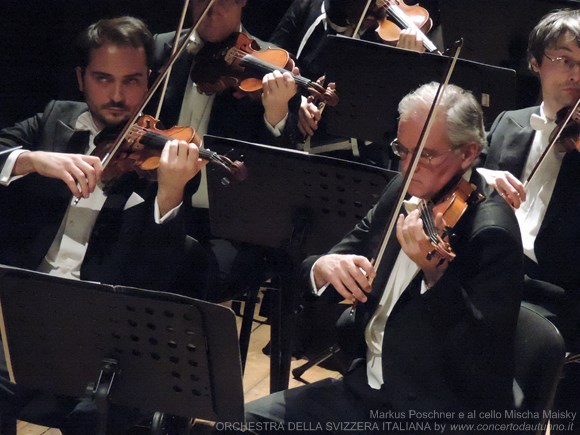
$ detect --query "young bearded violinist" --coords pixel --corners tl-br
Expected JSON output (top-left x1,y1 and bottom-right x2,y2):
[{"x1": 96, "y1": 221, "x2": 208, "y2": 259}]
[
  {"x1": 0, "y1": 17, "x2": 206, "y2": 434},
  {"x1": 477, "y1": 9, "x2": 580, "y2": 433},
  {"x1": 244, "y1": 82, "x2": 523, "y2": 434}
]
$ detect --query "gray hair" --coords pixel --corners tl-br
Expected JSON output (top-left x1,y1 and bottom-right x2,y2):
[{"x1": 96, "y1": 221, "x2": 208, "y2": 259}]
[
  {"x1": 397, "y1": 82, "x2": 486, "y2": 153},
  {"x1": 528, "y1": 9, "x2": 580, "y2": 70}
]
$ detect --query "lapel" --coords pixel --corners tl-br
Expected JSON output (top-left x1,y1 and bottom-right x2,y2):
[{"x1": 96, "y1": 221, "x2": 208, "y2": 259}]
[
  {"x1": 392, "y1": 272, "x2": 423, "y2": 311},
  {"x1": 153, "y1": 31, "x2": 195, "y2": 127},
  {"x1": 540, "y1": 150, "x2": 580, "y2": 231},
  {"x1": 54, "y1": 118, "x2": 91, "y2": 155},
  {"x1": 496, "y1": 108, "x2": 538, "y2": 179}
]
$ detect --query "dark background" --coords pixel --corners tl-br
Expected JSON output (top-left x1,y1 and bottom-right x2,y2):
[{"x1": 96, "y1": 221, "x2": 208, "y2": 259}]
[
  {"x1": 0, "y1": 0, "x2": 293, "y2": 128},
  {"x1": 0, "y1": 0, "x2": 578, "y2": 129}
]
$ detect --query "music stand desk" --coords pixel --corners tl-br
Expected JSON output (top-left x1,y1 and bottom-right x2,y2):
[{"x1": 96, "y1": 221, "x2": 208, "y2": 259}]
[
  {"x1": 0, "y1": 265, "x2": 244, "y2": 431},
  {"x1": 205, "y1": 135, "x2": 397, "y2": 392},
  {"x1": 322, "y1": 35, "x2": 517, "y2": 144}
]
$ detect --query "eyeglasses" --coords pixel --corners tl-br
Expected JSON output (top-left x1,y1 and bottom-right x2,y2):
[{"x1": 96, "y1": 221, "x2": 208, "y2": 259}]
[
  {"x1": 543, "y1": 53, "x2": 580, "y2": 73},
  {"x1": 390, "y1": 139, "x2": 457, "y2": 166}
]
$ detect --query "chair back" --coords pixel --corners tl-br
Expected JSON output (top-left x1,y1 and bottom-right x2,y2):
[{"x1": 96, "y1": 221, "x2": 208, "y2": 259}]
[{"x1": 514, "y1": 304, "x2": 566, "y2": 434}]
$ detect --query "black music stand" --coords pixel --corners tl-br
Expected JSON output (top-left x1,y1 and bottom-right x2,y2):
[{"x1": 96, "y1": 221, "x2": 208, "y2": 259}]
[
  {"x1": 322, "y1": 35, "x2": 517, "y2": 144},
  {"x1": 204, "y1": 135, "x2": 397, "y2": 392},
  {"x1": 0, "y1": 265, "x2": 244, "y2": 434}
]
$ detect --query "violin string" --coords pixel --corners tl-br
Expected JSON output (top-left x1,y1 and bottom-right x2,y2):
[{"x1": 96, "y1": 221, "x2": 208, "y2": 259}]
[{"x1": 419, "y1": 201, "x2": 439, "y2": 244}]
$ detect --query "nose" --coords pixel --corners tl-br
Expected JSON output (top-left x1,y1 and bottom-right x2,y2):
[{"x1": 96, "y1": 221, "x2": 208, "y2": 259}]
[
  {"x1": 401, "y1": 156, "x2": 423, "y2": 175},
  {"x1": 569, "y1": 62, "x2": 580, "y2": 82},
  {"x1": 110, "y1": 82, "x2": 124, "y2": 103}
]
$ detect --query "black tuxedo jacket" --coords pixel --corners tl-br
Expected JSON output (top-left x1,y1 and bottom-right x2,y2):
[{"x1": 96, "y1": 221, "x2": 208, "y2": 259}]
[
  {"x1": 485, "y1": 106, "x2": 580, "y2": 292},
  {"x1": 485, "y1": 106, "x2": 580, "y2": 350},
  {"x1": 301, "y1": 173, "x2": 523, "y2": 414},
  {"x1": 0, "y1": 100, "x2": 200, "y2": 294}
]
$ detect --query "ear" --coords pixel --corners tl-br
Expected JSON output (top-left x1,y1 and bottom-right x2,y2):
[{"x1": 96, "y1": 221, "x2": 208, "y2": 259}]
[
  {"x1": 530, "y1": 57, "x2": 540, "y2": 73},
  {"x1": 460, "y1": 142, "x2": 480, "y2": 171},
  {"x1": 75, "y1": 66, "x2": 84, "y2": 93}
]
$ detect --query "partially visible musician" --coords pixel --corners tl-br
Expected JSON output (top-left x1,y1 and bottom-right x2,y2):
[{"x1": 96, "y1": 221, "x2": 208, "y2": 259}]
[
  {"x1": 269, "y1": 0, "x2": 439, "y2": 166},
  {"x1": 0, "y1": 17, "x2": 204, "y2": 434},
  {"x1": 245, "y1": 82, "x2": 523, "y2": 433},
  {"x1": 151, "y1": 0, "x2": 302, "y2": 150},
  {"x1": 150, "y1": 0, "x2": 305, "y2": 303},
  {"x1": 478, "y1": 9, "x2": 580, "y2": 432}
]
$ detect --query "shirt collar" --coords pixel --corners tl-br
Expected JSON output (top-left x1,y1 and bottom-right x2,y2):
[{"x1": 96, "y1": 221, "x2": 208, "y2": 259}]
[
  {"x1": 530, "y1": 103, "x2": 556, "y2": 132},
  {"x1": 75, "y1": 111, "x2": 100, "y2": 136}
]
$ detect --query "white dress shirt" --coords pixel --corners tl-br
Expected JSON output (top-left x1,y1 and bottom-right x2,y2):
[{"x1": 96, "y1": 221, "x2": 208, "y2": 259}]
[
  {"x1": 365, "y1": 250, "x2": 420, "y2": 389},
  {"x1": 516, "y1": 103, "x2": 564, "y2": 263}
]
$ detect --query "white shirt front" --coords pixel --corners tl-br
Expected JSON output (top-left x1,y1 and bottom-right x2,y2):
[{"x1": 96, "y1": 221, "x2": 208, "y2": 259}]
[
  {"x1": 515, "y1": 104, "x2": 565, "y2": 263},
  {"x1": 37, "y1": 112, "x2": 106, "y2": 279},
  {"x1": 365, "y1": 249, "x2": 419, "y2": 389}
]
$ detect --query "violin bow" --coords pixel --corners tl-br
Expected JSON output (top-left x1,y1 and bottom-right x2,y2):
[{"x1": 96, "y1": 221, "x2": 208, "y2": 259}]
[
  {"x1": 154, "y1": 0, "x2": 191, "y2": 119},
  {"x1": 371, "y1": 39, "x2": 463, "y2": 279},
  {"x1": 352, "y1": 0, "x2": 374, "y2": 39},
  {"x1": 524, "y1": 96, "x2": 580, "y2": 187}
]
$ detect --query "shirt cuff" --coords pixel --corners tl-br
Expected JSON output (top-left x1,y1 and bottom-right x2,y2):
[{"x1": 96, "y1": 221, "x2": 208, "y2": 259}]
[
  {"x1": 0, "y1": 149, "x2": 29, "y2": 185},
  {"x1": 154, "y1": 197, "x2": 182, "y2": 224},
  {"x1": 420, "y1": 279, "x2": 431, "y2": 295},
  {"x1": 310, "y1": 258, "x2": 330, "y2": 296},
  {"x1": 264, "y1": 113, "x2": 288, "y2": 137}
]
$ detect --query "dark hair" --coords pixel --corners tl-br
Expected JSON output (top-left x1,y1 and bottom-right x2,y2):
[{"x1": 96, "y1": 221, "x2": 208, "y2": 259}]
[
  {"x1": 528, "y1": 9, "x2": 580, "y2": 69},
  {"x1": 76, "y1": 16, "x2": 153, "y2": 68}
]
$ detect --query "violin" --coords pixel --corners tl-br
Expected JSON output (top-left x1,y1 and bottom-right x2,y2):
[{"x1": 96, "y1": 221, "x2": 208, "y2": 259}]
[
  {"x1": 368, "y1": 39, "x2": 463, "y2": 278},
  {"x1": 418, "y1": 177, "x2": 485, "y2": 264},
  {"x1": 69, "y1": 0, "x2": 224, "y2": 206},
  {"x1": 189, "y1": 32, "x2": 339, "y2": 106},
  {"x1": 375, "y1": 0, "x2": 440, "y2": 53},
  {"x1": 551, "y1": 98, "x2": 580, "y2": 152},
  {"x1": 525, "y1": 97, "x2": 579, "y2": 187},
  {"x1": 92, "y1": 114, "x2": 247, "y2": 189}
]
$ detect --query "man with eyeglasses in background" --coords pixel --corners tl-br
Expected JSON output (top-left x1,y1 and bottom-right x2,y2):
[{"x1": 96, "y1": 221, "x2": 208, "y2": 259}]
[{"x1": 477, "y1": 9, "x2": 579, "y2": 433}]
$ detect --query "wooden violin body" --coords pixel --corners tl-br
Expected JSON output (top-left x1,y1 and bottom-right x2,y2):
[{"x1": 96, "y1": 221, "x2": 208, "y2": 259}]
[
  {"x1": 93, "y1": 115, "x2": 247, "y2": 189},
  {"x1": 375, "y1": 0, "x2": 440, "y2": 53},
  {"x1": 420, "y1": 177, "x2": 485, "y2": 263},
  {"x1": 551, "y1": 99, "x2": 580, "y2": 152}
]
